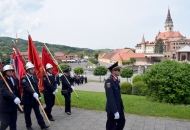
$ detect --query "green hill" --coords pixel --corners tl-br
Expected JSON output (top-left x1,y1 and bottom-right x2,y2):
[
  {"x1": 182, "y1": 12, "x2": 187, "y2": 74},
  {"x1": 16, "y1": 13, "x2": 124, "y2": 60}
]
[{"x1": 0, "y1": 37, "x2": 97, "y2": 55}]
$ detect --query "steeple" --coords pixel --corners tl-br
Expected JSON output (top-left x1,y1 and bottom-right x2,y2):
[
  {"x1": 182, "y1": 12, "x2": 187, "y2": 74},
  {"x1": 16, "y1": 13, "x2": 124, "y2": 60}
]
[
  {"x1": 164, "y1": 8, "x2": 174, "y2": 32},
  {"x1": 142, "y1": 35, "x2": 145, "y2": 43},
  {"x1": 165, "y1": 9, "x2": 173, "y2": 23}
]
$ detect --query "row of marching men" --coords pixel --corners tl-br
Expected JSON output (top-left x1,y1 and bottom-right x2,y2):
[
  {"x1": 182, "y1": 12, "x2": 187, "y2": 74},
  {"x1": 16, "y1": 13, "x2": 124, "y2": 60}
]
[{"x1": 0, "y1": 61, "x2": 75, "y2": 130}]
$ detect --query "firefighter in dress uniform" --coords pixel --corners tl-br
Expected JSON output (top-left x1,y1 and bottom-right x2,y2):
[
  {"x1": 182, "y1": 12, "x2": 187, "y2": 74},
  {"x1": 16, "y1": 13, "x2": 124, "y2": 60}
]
[
  {"x1": 43, "y1": 63, "x2": 58, "y2": 121},
  {"x1": 105, "y1": 62, "x2": 126, "y2": 130},
  {"x1": 60, "y1": 68, "x2": 74, "y2": 115},
  {"x1": 21, "y1": 62, "x2": 49, "y2": 130},
  {"x1": 0, "y1": 65, "x2": 21, "y2": 130}
]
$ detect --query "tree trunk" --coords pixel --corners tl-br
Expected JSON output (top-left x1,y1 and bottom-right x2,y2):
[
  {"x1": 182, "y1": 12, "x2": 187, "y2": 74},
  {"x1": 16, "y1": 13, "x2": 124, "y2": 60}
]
[
  {"x1": 100, "y1": 75, "x2": 101, "y2": 82},
  {"x1": 127, "y1": 78, "x2": 128, "y2": 82}
]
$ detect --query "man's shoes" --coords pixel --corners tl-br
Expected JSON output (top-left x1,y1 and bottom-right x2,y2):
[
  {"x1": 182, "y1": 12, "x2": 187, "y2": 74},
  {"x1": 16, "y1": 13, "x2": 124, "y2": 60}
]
[
  {"x1": 27, "y1": 127, "x2": 34, "y2": 130},
  {"x1": 49, "y1": 117, "x2": 55, "y2": 121},
  {"x1": 66, "y1": 112, "x2": 71, "y2": 115},
  {"x1": 41, "y1": 125, "x2": 49, "y2": 129}
]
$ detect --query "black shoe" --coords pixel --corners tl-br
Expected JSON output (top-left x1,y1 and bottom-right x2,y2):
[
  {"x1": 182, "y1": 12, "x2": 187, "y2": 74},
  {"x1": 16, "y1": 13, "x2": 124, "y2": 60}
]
[
  {"x1": 41, "y1": 125, "x2": 49, "y2": 129},
  {"x1": 27, "y1": 127, "x2": 34, "y2": 130},
  {"x1": 66, "y1": 112, "x2": 71, "y2": 115},
  {"x1": 49, "y1": 117, "x2": 55, "y2": 121}
]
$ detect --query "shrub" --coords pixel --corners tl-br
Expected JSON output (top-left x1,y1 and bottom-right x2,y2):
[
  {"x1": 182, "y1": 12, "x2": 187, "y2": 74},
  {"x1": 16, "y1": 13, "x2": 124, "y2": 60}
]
[
  {"x1": 132, "y1": 75, "x2": 143, "y2": 84},
  {"x1": 74, "y1": 67, "x2": 84, "y2": 74},
  {"x1": 143, "y1": 59, "x2": 190, "y2": 104},
  {"x1": 120, "y1": 68, "x2": 133, "y2": 82},
  {"x1": 59, "y1": 64, "x2": 71, "y2": 72},
  {"x1": 132, "y1": 81, "x2": 147, "y2": 96},
  {"x1": 120, "y1": 82, "x2": 132, "y2": 94}
]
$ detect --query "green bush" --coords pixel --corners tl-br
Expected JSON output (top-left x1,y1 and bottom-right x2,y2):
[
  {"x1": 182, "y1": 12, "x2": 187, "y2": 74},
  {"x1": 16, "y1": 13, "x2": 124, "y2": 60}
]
[
  {"x1": 143, "y1": 59, "x2": 190, "y2": 104},
  {"x1": 59, "y1": 64, "x2": 71, "y2": 72},
  {"x1": 132, "y1": 75, "x2": 143, "y2": 84},
  {"x1": 120, "y1": 82, "x2": 132, "y2": 94},
  {"x1": 120, "y1": 68, "x2": 133, "y2": 82},
  {"x1": 74, "y1": 67, "x2": 84, "y2": 74},
  {"x1": 132, "y1": 81, "x2": 147, "y2": 96}
]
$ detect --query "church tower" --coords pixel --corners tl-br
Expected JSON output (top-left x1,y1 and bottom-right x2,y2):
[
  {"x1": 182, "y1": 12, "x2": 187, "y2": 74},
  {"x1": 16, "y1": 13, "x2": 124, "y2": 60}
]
[
  {"x1": 164, "y1": 8, "x2": 174, "y2": 32},
  {"x1": 141, "y1": 35, "x2": 146, "y2": 53}
]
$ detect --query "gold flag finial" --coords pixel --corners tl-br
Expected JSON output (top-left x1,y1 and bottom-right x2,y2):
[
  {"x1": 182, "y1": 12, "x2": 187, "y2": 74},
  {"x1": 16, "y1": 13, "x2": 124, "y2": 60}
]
[{"x1": 16, "y1": 33, "x2": 18, "y2": 43}]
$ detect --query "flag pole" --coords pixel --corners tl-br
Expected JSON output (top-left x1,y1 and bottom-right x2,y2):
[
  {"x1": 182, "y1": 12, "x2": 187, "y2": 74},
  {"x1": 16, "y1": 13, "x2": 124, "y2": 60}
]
[
  {"x1": 42, "y1": 67, "x2": 62, "y2": 110},
  {"x1": 0, "y1": 72, "x2": 23, "y2": 112},
  {"x1": 43, "y1": 42, "x2": 79, "y2": 98},
  {"x1": 12, "y1": 39, "x2": 27, "y2": 63},
  {"x1": 25, "y1": 74, "x2": 50, "y2": 125}
]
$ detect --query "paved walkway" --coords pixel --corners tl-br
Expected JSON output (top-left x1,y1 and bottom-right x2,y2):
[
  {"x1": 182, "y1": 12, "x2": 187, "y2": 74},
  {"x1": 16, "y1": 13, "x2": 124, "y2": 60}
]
[
  {"x1": 15, "y1": 82, "x2": 190, "y2": 130},
  {"x1": 17, "y1": 106, "x2": 190, "y2": 130}
]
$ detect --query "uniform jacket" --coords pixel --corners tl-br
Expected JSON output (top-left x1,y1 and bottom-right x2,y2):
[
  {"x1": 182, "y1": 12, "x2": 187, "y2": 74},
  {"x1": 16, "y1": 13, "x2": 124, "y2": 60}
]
[
  {"x1": 43, "y1": 74, "x2": 57, "y2": 96},
  {"x1": 21, "y1": 74, "x2": 41, "y2": 104},
  {"x1": 105, "y1": 75, "x2": 124, "y2": 114},
  {"x1": 0, "y1": 76, "x2": 19, "y2": 112},
  {"x1": 60, "y1": 74, "x2": 74, "y2": 93}
]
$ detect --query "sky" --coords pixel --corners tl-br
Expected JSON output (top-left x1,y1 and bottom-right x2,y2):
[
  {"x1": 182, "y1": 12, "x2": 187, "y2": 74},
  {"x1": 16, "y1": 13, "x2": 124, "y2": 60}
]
[{"x1": 0, "y1": 0, "x2": 190, "y2": 49}]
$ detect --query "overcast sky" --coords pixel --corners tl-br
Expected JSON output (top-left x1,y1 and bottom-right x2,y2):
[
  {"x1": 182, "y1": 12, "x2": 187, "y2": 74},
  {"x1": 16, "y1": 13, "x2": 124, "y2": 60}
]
[{"x1": 0, "y1": 0, "x2": 190, "y2": 49}]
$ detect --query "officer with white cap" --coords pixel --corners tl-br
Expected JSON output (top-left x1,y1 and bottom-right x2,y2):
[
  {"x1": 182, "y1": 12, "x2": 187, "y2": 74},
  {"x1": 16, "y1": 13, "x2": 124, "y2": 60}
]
[
  {"x1": 43, "y1": 63, "x2": 58, "y2": 121},
  {"x1": 21, "y1": 62, "x2": 49, "y2": 130},
  {"x1": 0, "y1": 65, "x2": 21, "y2": 130}
]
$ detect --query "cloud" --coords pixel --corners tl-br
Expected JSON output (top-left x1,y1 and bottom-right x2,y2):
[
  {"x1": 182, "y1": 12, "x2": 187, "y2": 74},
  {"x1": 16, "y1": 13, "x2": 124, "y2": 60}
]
[{"x1": 0, "y1": 0, "x2": 44, "y2": 37}]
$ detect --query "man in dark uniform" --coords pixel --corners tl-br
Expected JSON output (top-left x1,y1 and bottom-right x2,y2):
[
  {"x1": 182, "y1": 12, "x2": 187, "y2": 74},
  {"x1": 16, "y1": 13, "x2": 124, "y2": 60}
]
[
  {"x1": 60, "y1": 68, "x2": 74, "y2": 115},
  {"x1": 21, "y1": 62, "x2": 49, "y2": 130},
  {"x1": 43, "y1": 63, "x2": 58, "y2": 121},
  {"x1": 0, "y1": 65, "x2": 21, "y2": 130},
  {"x1": 105, "y1": 62, "x2": 126, "y2": 130}
]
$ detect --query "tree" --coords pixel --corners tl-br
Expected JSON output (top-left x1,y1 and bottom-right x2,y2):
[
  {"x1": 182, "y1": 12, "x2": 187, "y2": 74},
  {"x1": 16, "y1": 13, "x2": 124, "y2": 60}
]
[
  {"x1": 89, "y1": 57, "x2": 99, "y2": 65},
  {"x1": 59, "y1": 64, "x2": 71, "y2": 72},
  {"x1": 93, "y1": 66, "x2": 107, "y2": 82},
  {"x1": 94, "y1": 52, "x2": 99, "y2": 60},
  {"x1": 154, "y1": 38, "x2": 164, "y2": 54},
  {"x1": 120, "y1": 68, "x2": 133, "y2": 82},
  {"x1": 143, "y1": 59, "x2": 190, "y2": 104},
  {"x1": 130, "y1": 58, "x2": 136, "y2": 65},
  {"x1": 74, "y1": 67, "x2": 84, "y2": 74},
  {"x1": 122, "y1": 61, "x2": 131, "y2": 66}
]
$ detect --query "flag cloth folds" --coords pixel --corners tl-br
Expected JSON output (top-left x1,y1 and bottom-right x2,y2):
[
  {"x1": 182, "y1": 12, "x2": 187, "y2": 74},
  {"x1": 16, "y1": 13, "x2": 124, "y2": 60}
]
[
  {"x1": 28, "y1": 35, "x2": 44, "y2": 92},
  {"x1": 42, "y1": 46, "x2": 58, "y2": 75}
]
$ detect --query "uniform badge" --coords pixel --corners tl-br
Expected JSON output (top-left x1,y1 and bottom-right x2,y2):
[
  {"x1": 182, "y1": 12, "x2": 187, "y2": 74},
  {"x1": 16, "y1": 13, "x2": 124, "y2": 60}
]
[
  {"x1": 107, "y1": 83, "x2": 111, "y2": 88},
  {"x1": 22, "y1": 79, "x2": 26, "y2": 83}
]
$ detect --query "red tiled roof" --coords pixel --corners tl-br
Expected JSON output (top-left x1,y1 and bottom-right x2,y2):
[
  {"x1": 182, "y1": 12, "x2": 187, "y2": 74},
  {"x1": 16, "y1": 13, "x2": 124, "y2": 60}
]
[
  {"x1": 20, "y1": 52, "x2": 28, "y2": 55},
  {"x1": 157, "y1": 31, "x2": 183, "y2": 39},
  {"x1": 54, "y1": 52, "x2": 64, "y2": 57},
  {"x1": 121, "y1": 53, "x2": 145, "y2": 61}
]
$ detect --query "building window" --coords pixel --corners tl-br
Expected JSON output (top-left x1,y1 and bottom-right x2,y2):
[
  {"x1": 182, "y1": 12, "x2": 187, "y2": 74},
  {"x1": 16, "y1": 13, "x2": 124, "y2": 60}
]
[
  {"x1": 174, "y1": 43, "x2": 175, "y2": 45},
  {"x1": 173, "y1": 47, "x2": 175, "y2": 49}
]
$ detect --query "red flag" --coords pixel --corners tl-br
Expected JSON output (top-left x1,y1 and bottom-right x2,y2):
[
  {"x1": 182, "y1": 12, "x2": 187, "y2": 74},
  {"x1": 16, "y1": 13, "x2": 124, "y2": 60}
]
[
  {"x1": 28, "y1": 35, "x2": 44, "y2": 92},
  {"x1": 13, "y1": 44, "x2": 25, "y2": 66},
  {"x1": 42, "y1": 47, "x2": 58, "y2": 75},
  {"x1": 0, "y1": 59, "x2": 3, "y2": 70},
  {"x1": 17, "y1": 55, "x2": 26, "y2": 94}
]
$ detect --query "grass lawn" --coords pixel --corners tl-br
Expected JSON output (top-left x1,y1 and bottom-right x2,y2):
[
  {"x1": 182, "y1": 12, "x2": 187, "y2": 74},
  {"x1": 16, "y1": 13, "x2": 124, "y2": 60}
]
[
  {"x1": 41, "y1": 89, "x2": 190, "y2": 120},
  {"x1": 88, "y1": 61, "x2": 93, "y2": 66}
]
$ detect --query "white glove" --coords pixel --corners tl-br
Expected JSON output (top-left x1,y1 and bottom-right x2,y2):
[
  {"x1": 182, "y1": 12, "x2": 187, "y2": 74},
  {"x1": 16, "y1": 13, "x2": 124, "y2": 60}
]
[
  {"x1": 70, "y1": 71, "x2": 74, "y2": 78},
  {"x1": 33, "y1": 92, "x2": 39, "y2": 100},
  {"x1": 55, "y1": 89, "x2": 58, "y2": 93},
  {"x1": 71, "y1": 85, "x2": 75, "y2": 90},
  {"x1": 39, "y1": 97, "x2": 41, "y2": 100},
  {"x1": 114, "y1": 112, "x2": 120, "y2": 119},
  {"x1": 53, "y1": 89, "x2": 58, "y2": 94},
  {"x1": 14, "y1": 97, "x2": 21, "y2": 104},
  {"x1": 59, "y1": 73, "x2": 63, "y2": 77}
]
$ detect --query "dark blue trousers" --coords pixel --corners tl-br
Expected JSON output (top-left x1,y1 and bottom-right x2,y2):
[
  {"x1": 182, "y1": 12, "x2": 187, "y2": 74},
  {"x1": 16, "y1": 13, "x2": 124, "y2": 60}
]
[
  {"x1": 23, "y1": 101, "x2": 46, "y2": 128},
  {"x1": 0, "y1": 111, "x2": 17, "y2": 130},
  {"x1": 106, "y1": 110, "x2": 126, "y2": 130},
  {"x1": 44, "y1": 95, "x2": 55, "y2": 118}
]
